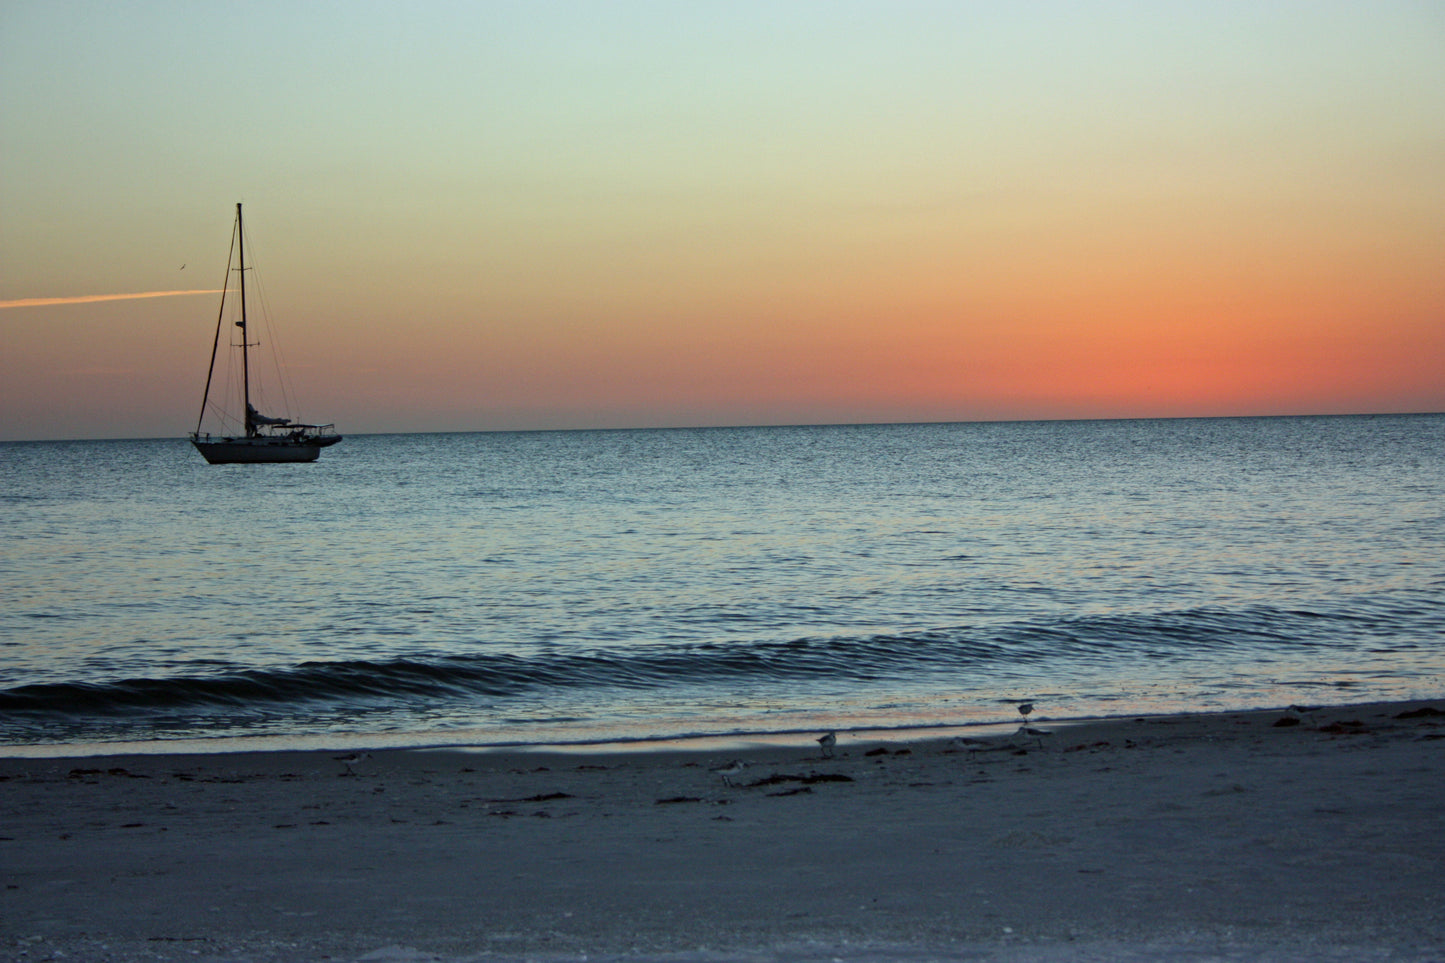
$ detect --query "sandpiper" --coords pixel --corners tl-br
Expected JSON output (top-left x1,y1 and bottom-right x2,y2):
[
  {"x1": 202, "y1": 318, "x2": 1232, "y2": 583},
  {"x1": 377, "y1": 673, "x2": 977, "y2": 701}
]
[
  {"x1": 712, "y1": 760, "x2": 747, "y2": 787},
  {"x1": 334, "y1": 751, "x2": 370, "y2": 776},
  {"x1": 1015, "y1": 703, "x2": 1046, "y2": 749},
  {"x1": 1015, "y1": 726, "x2": 1049, "y2": 749},
  {"x1": 1287, "y1": 704, "x2": 1320, "y2": 727},
  {"x1": 817, "y1": 730, "x2": 837, "y2": 758}
]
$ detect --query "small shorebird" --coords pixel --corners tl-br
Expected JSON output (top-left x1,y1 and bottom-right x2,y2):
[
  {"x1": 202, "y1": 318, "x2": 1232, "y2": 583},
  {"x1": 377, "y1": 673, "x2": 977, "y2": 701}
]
[
  {"x1": 949, "y1": 736, "x2": 987, "y2": 750},
  {"x1": 1287, "y1": 704, "x2": 1320, "y2": 727},
  {"x1": 334, "y1": 751, "x2": 371, "y2": 776},
  {"x1": 817, "y1": 730, "x2": 837, "y2": 758},
  {"x1": 1015, "y1": 726, "x2": 1049, "y2": 750},
  {"x1": 1015, "y1": 703, "x2": 1047, "y2": 749},
  {"x1": 712, "y1": 760, "x2": 746, "y2": 787}
]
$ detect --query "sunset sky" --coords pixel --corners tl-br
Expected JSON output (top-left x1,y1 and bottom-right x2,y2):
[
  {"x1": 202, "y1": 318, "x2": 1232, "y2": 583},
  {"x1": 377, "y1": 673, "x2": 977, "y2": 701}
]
[{"x1": 2, "y1": 1, "x2": 1442, "y2": 441}]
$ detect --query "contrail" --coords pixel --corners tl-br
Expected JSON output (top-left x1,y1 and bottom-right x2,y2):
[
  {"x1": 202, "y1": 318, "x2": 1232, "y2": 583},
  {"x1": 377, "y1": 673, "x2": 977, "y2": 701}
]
[{"x1": 0, "y1": 289, "x2": 223, "y2": 309}]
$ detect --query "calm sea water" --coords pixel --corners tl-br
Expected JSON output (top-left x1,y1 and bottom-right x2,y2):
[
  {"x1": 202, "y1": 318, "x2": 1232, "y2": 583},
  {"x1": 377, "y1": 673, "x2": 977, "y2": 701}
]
[{"x1": 1, "y1": 415, "x2": 1442, "y2": 753}]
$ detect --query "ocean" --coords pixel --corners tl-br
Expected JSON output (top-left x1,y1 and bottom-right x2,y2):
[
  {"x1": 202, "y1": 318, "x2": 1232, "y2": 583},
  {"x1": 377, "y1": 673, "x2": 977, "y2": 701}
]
[{"x1": 2, "y1": 415, "x2": 1442, "y2": 755}]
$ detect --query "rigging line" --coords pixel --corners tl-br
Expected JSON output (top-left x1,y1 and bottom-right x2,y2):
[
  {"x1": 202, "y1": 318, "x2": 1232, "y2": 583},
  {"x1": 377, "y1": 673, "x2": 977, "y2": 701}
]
[
  {"x1": 246, "y1": 232, "x2": 303, "y2": 422},
  {"x1": 194, "y1": 218, "x2": 238, "y2": 435}
]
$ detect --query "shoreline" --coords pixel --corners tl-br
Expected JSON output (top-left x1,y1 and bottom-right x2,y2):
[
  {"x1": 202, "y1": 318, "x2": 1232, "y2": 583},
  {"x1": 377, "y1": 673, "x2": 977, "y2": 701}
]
[
  {"x1": 0, "y1": 717, "x2": 1041, "y2": 761},
  {"x1": 2, "y1": 694, "x2": 1433, "y2": 760},
  {"x1": 3, "y1": 698, "x2": 1443, "y2": 961}
]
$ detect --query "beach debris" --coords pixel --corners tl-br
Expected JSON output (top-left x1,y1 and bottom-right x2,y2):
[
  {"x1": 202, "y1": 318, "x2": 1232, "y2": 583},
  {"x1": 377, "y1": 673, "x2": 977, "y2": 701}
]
[
  {"x1": 817, "y1": 730, "x2": 837, "y2": 757},
  {"x1": 1395, "y1": 706, "x2": 1445, "y2": 719},
  {"x1": 655, "y1": 796, "x2": 702, "y2": 805},
  {"x1": 993, "y1": 829, "x2": 1071, "y2": 849},
  {"x1": 1272, "y1": 717, "x2": 1301, "y2": 728},
  {"x1": 748, "y1": 772, "x2": 853, "y2": 787},
  {"x1": 483, "y1": 791, "x2": 573, "y2": 804},
  {"x1": 352, "y1": 944, "x2": 440, "y2": 961}
]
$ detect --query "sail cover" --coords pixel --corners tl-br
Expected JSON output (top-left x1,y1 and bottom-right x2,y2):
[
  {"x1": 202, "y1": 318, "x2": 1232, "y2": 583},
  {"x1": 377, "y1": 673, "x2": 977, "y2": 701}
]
[{"x1": 247, "y1": 404, "x2": 292, "y2": 426}]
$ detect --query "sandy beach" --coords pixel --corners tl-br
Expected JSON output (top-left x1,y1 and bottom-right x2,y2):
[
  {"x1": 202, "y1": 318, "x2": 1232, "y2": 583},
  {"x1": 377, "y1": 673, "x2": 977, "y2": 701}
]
[{"x1": 3, "y1": 700, "x2": 1443, "y2": 962}]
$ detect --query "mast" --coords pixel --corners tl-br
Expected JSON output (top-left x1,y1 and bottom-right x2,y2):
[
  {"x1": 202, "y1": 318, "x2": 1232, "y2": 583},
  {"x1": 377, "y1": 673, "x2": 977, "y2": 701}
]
[{"x1": 236, "y1": 202, "x2": 253, "y2": 437}]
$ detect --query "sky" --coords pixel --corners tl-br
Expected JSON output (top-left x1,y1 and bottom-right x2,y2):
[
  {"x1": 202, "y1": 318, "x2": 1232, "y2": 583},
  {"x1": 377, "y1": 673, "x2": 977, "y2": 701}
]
[{"x1": 2, "y1": 1, "x2": 1442, "y2": 441}]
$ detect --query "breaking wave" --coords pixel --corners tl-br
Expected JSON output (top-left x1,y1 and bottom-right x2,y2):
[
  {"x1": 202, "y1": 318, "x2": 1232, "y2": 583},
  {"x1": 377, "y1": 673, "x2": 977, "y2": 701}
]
[{"x1": 4, "y1": 599, "x2": 1437, "y2": 722}]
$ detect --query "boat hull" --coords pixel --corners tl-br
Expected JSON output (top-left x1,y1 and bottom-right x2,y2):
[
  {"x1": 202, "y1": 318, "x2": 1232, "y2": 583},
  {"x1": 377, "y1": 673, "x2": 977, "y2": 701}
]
[{"x1": 191, "y1": 435, "x2": 341, "y2": 464}]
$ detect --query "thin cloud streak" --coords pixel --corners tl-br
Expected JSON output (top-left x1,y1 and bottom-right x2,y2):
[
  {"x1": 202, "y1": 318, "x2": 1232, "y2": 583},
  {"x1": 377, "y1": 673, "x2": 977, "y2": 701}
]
[{"x1": 0, "y1": 290, "x2": 223, "y2": 309}]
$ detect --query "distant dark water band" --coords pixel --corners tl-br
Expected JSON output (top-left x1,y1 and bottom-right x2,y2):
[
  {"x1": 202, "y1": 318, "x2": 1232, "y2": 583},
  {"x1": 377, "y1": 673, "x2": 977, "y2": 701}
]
[{"x1": 2, "y1": 598, "x2": 1440, "y2": 718}]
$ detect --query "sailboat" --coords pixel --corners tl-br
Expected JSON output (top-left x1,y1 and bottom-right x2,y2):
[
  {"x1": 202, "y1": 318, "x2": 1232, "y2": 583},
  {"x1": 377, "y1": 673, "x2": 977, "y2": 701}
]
[{"x1": 190, "y1": 203, "x2": 341, "y2": 464}]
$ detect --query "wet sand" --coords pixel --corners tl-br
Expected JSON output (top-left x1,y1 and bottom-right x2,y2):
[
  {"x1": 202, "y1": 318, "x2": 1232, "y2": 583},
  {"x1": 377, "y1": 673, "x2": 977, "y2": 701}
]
[{"x1": 2, "y1": 700, "x2": 1443, "y2": 962}]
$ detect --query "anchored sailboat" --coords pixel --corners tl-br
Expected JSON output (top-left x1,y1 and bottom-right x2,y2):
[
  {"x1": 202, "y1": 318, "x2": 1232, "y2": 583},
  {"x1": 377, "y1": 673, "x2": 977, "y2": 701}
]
[{"x1": 190, "y1": 203, "x2": 341, "y2": 464}]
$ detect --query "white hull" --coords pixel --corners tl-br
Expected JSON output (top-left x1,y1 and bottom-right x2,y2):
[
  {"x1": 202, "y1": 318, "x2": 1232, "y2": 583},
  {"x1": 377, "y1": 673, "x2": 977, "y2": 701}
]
[{"x1": 192, "y1": 435, "x2": 341, "y2": 464}]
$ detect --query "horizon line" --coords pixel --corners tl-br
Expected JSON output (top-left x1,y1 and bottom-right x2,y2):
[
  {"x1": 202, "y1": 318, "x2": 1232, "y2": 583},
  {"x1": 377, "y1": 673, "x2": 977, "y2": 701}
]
[{"x1": 4, "y1": 410, "x2": 1441, "y2": 445}]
